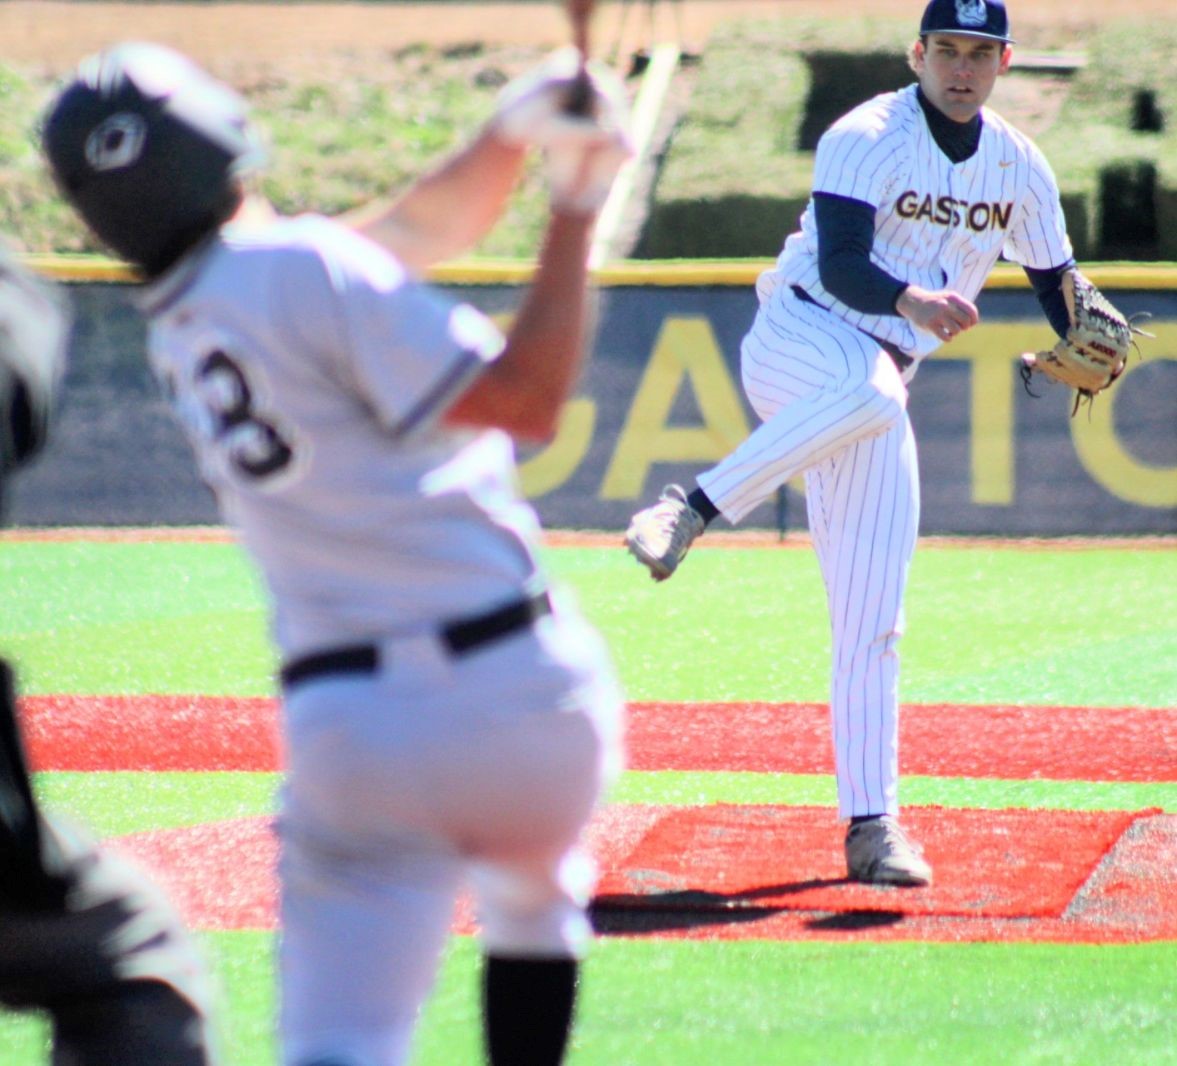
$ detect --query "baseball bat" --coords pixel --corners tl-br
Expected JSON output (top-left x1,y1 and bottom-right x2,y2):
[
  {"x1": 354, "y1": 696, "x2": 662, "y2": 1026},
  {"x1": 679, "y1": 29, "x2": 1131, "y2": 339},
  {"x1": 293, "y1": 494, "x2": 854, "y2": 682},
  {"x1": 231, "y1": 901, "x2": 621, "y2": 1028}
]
[{"x1": 564, "y1": 0, "x2": 595, "y2": 115}]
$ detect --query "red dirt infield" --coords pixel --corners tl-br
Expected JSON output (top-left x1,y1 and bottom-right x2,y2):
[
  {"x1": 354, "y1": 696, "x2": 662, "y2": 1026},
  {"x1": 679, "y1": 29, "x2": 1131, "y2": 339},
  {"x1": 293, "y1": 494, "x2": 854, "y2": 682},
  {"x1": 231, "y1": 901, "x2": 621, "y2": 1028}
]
[
  {"x1": 22, "y1": 694, "x2": 1175, "y2": 942},
  {"x1": 107, "y1": 804, "x2": 1177, "y2": 943},
  {"x1": 593, "y1": 805, "x2": 1145, "y2": 919},
  {"x1": 22, "y1": 695, "x2": 1176, "y2": 781}
]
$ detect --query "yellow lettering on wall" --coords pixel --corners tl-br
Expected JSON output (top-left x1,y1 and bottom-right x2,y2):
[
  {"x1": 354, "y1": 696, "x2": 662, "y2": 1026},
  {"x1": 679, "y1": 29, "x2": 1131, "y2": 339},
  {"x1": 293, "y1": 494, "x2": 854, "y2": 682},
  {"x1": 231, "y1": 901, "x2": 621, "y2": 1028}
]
[
  {"x1": 936, "y1": 323, "x2": 1041, "y2": 505},
  {"x1": 939, "y1": 322, "x2": 1177, "y2": 509},
  {"x1": 517, "y1": 398, "x2": 595, "y2": 497},
  {"x1": 1071, "y1": 340, "x2": 1177, "y2": 507},
  {"x1": 601, "y1": 317, "x2": 750, "y2": 499}
]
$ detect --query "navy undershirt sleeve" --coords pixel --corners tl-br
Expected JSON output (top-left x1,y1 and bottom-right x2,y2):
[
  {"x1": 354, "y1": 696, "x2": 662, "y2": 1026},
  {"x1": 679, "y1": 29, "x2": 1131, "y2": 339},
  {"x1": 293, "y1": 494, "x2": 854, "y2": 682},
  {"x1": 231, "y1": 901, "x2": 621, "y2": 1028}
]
[
  {"x1": 814, "y1": 193, "x2": 909, "y2": 316},
  {"x1": 1023, "y1": 262, "x2": 1077, "y2": 339}
]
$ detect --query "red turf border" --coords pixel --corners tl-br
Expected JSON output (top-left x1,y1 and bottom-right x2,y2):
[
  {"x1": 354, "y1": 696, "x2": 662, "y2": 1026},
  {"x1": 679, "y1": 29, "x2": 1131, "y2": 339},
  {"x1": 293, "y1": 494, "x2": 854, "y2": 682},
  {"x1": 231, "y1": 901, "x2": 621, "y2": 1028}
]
[
  {"x1": 21, "y1": 695, "x2": 1176, "y2": 780},
  {"x1": 21, "y1": 694, "x2": 1175, "y2": 943}
]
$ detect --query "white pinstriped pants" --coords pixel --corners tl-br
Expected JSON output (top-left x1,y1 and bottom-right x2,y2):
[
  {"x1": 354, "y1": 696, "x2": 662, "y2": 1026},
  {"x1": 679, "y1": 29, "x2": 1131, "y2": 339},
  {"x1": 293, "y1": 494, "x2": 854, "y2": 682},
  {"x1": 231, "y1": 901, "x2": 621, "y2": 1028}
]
[{"x1": 697, "y1": 288, "x2": 920, "y2": 817}]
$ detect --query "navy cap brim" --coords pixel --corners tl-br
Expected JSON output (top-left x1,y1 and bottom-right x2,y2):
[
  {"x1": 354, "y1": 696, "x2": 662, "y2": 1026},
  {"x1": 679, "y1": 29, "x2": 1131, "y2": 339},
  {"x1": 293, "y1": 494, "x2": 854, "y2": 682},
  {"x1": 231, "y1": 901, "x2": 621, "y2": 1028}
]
[{"x1": 922, "y1": 28, "x2": 1015, "y2": 43}]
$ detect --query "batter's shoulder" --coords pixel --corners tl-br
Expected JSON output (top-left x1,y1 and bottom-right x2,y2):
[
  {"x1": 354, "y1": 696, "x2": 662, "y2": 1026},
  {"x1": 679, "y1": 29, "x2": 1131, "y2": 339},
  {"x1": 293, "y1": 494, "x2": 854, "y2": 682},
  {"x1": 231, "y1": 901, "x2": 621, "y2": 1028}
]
[{"x1": 234, "y1": 213, "x2": 410, "y2": 290}]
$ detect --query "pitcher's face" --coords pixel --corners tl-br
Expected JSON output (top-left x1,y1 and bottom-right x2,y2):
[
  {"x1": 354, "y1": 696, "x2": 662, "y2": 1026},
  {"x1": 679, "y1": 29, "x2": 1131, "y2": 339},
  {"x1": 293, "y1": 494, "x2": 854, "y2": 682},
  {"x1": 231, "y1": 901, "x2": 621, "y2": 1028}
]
[{"x1": 913, "y1": 33, "x2": 1012, "y2": 123}]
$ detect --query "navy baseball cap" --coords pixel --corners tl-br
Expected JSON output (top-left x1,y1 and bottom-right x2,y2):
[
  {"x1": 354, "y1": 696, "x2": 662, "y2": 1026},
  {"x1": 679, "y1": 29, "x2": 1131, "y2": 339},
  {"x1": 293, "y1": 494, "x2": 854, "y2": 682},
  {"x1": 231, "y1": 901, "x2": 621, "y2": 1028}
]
[{"x1": 920, "y1": 0, "x2": 1015, "y2": 43}]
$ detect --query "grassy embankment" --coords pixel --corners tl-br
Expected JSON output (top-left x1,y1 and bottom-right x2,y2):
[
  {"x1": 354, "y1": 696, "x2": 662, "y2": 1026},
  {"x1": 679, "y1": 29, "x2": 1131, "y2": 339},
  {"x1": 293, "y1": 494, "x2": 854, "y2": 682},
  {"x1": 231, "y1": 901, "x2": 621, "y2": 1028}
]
[{"x1": 3, "y1": 19, "x2": 1176, "y2": 262}]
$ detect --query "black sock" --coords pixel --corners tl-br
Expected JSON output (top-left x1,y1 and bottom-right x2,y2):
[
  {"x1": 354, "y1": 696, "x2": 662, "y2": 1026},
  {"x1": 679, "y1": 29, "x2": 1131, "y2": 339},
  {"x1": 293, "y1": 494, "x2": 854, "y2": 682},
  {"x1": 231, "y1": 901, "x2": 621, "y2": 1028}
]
[
  {"x1": 850, "y1": 814, "x2": 884, "y2": 826},
  {"x1": 482, "y1": 954, "x2": 578, "y2": 1066},
  {"x1": 687, "y1": 486, "x2": 719, "y2": 525}
]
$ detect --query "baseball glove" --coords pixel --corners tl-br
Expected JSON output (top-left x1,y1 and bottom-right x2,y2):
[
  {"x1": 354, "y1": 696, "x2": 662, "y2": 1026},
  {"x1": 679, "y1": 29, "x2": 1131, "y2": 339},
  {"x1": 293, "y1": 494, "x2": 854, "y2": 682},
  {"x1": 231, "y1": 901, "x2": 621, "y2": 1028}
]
[{"x1": 1019, "y1": 270, "x2": 1151, "y2": 415}]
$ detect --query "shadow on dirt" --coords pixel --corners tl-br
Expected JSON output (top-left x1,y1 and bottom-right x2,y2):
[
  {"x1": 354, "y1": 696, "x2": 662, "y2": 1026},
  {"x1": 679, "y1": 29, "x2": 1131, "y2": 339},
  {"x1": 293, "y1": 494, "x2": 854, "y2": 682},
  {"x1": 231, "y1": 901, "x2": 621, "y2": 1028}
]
[{"x1": 591, "y1": 882, "x2": 907, "y2": 935}]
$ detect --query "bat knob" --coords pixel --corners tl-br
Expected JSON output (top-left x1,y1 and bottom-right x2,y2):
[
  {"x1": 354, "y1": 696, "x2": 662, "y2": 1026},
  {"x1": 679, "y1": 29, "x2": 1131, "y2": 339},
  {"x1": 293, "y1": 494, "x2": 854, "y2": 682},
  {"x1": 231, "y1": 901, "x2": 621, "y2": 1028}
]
[{"x1": 564, "y1": 67, "x2": 592, "y2": 117}]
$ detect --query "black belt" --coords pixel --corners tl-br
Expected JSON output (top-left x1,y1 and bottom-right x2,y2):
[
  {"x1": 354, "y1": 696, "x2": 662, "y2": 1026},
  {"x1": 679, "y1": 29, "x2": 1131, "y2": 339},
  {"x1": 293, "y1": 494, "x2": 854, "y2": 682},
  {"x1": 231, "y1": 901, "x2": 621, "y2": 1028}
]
[
  {"x1": 280, "y1": 590, "x2": 553, "y2": 690},
  {"x1": 790, "y1": 285, "x2": 914, "y2": 374}
]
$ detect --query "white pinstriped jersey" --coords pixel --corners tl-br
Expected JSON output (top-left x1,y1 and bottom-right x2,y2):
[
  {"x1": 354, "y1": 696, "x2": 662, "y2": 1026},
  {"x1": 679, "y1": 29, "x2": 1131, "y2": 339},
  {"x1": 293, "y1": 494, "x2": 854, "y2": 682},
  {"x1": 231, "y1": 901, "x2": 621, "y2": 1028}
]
[
  {"x1": 140, "y1": 214, "x2": 546, "y2": 659},
  {"x1": 763, "y1": 84, "x2": 1072, "y2": 364}
]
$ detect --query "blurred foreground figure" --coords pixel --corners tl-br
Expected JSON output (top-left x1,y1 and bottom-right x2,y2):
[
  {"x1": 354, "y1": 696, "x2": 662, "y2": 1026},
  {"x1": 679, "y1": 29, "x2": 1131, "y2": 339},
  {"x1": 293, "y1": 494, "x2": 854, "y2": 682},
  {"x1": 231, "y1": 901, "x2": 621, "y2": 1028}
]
[
  {"x1": 42, "y1": 40, "x2": 632, "y2": 1066},
  {"x1": 0, "y1": 250, "x2": 219, "y2": 1063}
]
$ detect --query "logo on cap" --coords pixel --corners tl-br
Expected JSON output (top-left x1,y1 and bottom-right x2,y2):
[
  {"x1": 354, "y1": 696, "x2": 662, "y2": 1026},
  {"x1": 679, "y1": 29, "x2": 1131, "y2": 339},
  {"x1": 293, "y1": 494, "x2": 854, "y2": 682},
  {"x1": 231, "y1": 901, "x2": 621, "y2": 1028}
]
[
  {"x1": 84, "y1": 113, "x2": 147, "y2": 172},
  {"x1": 955, "y1": 0, "x2": 989, "y2": 26}
]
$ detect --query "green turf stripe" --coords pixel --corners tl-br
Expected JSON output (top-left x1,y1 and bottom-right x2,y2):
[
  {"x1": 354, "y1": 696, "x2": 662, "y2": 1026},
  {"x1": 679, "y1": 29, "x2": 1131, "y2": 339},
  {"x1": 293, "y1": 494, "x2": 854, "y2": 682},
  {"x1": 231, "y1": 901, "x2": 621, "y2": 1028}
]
[
  {"x1": 551, "y1": 545, "x2": 1177, "y2": 707},
  {"x1": 560, "y1": 940, "x2": 1177, "y2": 1066},
  {"x1": 4, "y1": 542, "x2": 1177, "y2": 705},
  {"x1": 230, "y1": 934, "x2": 1177, "y2": 1065},
  {"x1": 319, "y1": 938, "x2": 1177, "y2": 1066},
  {"x1": 36, "y1": 772, "x2": 280, "y2": 837},
  {"x1": 32, "y1": 770, "x2": 1175, "y2": 841},
  {"x1": 205, "y1": 931, "x2": 276, "y2": 1065},
  {"x1": 9, "y1": 936, "x2": 1169, "y2": 1066},
  {"x1": 610, "y1": 771, "x2": 1177, "y2": 812},
  {"x1": 899, "y1": 775, "x2": 1176, "y2": 812}
]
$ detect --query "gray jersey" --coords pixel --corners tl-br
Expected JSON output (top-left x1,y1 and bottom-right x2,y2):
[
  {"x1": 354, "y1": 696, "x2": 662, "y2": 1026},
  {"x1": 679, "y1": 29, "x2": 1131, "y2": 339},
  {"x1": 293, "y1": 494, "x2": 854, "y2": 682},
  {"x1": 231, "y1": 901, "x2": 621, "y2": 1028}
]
[
  {"x1": 141, "y1": 215, "x2": 542, "y2": 658},
  {"x1": 764, "y1": 83, "x2": 1072, "y2": 366}
]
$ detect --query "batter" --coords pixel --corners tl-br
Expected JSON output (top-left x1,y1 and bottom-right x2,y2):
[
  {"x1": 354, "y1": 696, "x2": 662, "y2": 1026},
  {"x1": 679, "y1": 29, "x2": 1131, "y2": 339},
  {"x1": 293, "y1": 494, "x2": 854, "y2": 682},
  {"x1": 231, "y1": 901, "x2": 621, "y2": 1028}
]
[
  {"x1": 626, "y1": 0, "x2": 1078, "y2": 886},
  {"x1": 43, "y1": 42, "x2": 631, "y2": 1066}
]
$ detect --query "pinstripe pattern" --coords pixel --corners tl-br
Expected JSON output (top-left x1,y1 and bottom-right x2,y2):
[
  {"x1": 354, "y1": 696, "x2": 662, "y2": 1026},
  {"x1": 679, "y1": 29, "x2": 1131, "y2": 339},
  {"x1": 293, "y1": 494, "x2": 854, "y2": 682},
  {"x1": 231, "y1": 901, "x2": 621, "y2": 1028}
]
[
  {"x1": 699, "y1": 291, "x2": 914, "y2": 817},
  {"x1": 762, "y1": 85, "x2": 1071, "y2": 367},
  {"x1": 686, "y1": 81, "x2": 1074, "y2": 824},
  {"x1": 699, "y1": 293, "x2": 907, "y2": 525},
  {"x1": 807, "y1": 416, "x2": 919, "y2": 816}
]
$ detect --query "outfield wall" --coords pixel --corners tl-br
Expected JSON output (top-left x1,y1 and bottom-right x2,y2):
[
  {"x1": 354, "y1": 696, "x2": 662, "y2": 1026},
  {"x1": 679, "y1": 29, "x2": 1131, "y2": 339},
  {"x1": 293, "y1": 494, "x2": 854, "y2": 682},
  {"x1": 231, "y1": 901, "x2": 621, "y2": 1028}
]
[{"x1": 9, "y1": 260, "x2": 1176, "y2": 535}]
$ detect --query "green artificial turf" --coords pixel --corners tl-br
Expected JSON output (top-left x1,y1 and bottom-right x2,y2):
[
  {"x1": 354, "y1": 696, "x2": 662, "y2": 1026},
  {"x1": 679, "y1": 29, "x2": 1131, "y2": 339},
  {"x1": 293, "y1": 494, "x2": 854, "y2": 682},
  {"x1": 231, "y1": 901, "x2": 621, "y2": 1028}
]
[
  {"x1": 2, "y1": 541, "x2": 1175, "y2": 706},
  {"x1": 32, "y1": 771, "x2": 1177, "y2": 842},
  {"x1": 1, "y1": 538, "x2": 1174, "y2": 1065},
  {"x1": 0, "y1": 542, "x2": 276, "y2": 694},
  {"x1": 8, "y1": 937, "x2": 1172, "y2": 1066},
  {"x1": 567, "y1": 545, "x2": 1177, "y2": 706},
  {"x1": 37, "y1": 772, "x2": 281, "y2": 836},
  {"x1": 609, "y1": 771, "x2": 1177, "y2": 814}
]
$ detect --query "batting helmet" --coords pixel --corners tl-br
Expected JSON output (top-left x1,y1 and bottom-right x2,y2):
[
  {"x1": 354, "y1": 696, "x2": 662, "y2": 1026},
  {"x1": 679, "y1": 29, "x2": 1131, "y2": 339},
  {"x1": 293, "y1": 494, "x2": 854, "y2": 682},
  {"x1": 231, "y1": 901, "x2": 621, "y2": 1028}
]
[{"x1": 42, "y1": 42, "x2": 265, "y2": 277}]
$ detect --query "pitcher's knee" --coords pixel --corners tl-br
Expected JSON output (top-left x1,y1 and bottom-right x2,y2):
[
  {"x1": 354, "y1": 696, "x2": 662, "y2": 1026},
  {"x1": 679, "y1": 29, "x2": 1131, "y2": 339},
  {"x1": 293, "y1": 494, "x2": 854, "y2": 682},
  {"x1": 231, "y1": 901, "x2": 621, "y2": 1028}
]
[
  {"x1": 868, "y1": 350, "x2": 910, "y2": 406},
  {"x1": 853, "y1": 382, "x2": 907, "y2": 440}
]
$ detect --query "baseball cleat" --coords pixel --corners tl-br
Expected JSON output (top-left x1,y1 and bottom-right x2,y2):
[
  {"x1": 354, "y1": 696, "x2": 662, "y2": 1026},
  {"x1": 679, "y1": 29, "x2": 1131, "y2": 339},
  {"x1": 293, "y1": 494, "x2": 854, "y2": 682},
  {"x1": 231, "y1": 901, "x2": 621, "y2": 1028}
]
[
  {"x1": 844, "y1": 816, "x2": 932, "y2": 887},
  {"x1": 624, "y1": 484, "x2": 705, "y2": 581}
]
